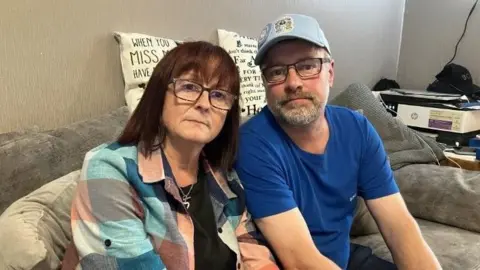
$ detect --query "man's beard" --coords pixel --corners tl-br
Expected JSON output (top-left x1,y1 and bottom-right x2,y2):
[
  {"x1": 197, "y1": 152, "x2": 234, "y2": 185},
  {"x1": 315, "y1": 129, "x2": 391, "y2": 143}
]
[{"x1": 269, "y1": 92, "x2": 326, "y2": 127}]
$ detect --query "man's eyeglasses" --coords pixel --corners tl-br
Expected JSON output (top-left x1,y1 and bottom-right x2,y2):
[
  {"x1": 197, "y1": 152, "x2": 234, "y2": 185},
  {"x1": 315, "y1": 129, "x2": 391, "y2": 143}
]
[
  {"x1": 170, "y1": 78, "x2": 237, "y2": 111},
  {"x1": 262, "y1": 58, "x2": 332, "y2": 84}
]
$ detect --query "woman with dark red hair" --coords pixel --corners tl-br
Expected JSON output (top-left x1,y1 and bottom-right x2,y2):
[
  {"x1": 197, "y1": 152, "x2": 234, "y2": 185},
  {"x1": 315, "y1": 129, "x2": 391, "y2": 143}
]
[{"x1": 64, "y1": 41, "x2": 279, "y2": 270}]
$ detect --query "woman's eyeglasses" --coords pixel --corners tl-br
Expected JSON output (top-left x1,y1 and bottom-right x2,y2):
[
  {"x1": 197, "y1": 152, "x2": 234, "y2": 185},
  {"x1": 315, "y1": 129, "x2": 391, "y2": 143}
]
[
  {"x1": 170, "y1": 78, "x2": 238, "y2": 111},
  {"x1": 262, "y1": 57, "x2": 332, "y2": 84}
]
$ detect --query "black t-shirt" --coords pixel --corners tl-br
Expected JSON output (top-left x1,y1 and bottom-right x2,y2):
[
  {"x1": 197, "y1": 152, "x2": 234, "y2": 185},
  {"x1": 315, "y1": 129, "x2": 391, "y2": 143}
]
[{"x1": 180, "y1": 170, "x2": 237, "y2": 270}]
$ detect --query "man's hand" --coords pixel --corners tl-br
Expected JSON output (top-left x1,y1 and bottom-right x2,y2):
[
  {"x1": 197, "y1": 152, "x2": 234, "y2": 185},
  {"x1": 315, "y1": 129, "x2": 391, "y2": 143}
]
[
  {"x1": 366, "y1": 193, "x2": 442, "y2": 270},
  {"x1": 255, "y1": 208, "x2": 341, "y2": 270}
]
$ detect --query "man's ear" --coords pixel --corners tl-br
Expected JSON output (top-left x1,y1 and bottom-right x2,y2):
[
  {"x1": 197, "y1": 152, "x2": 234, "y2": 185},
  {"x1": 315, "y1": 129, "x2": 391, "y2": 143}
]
[{"x1": 328, "y1": 60, "x2": 335, "y2": 87}]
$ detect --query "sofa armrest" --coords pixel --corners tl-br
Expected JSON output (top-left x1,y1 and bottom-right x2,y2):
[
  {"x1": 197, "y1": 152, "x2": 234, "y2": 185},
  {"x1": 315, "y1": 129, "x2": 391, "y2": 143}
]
[{"x1": 394, "y1": 164, "x2": 480, "y2": 233}]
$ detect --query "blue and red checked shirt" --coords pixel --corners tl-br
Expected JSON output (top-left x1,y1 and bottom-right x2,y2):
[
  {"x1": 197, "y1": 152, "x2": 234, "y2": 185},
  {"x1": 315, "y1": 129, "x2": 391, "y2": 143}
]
[{"x1": 63, "y1": 142, "x2": 279, "y2": 270}]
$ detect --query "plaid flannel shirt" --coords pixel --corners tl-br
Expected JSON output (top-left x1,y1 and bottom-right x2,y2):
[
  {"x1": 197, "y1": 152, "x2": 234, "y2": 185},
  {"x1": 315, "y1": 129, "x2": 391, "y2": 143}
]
[{"x1": 62, "y1": 142, "x2": 279, "y2": 270}]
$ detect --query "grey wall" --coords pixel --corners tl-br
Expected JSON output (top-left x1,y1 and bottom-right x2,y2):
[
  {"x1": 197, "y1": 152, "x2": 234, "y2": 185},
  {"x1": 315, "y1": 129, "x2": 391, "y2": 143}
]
[
  {"x1": 398, "y1": 0, "x2": 480, "y2": 89},
  {"x1": 0, "y1": 0, "x2": 406, "y2": 133}
]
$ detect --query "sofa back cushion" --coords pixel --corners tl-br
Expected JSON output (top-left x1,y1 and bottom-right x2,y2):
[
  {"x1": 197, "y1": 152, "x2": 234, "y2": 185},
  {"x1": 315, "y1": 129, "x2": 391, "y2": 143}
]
[{"x1": 0, "y1": 106, "x2": 129, "y2": 214}]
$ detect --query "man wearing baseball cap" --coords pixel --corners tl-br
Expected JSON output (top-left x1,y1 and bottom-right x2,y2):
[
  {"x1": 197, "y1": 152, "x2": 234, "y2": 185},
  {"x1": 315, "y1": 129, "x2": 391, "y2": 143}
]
[{"x1": 234, "y1": 14, "x2": 440, "y2": 269}]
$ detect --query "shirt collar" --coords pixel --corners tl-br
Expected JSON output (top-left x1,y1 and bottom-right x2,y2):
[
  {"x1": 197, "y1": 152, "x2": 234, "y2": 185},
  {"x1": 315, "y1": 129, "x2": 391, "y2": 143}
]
[
  {"x1": 137, "y1": 146, "x2": 237, "y2": 200},
  {"x1": 138, "y1": 148, "x2": 166, "y2": 183}
]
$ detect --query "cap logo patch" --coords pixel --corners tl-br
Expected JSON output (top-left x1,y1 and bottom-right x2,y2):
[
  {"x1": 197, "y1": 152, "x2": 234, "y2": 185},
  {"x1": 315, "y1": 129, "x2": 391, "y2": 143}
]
[
  {"x1": 258, "y1": 23, "x2": 271, "y2": 48},
  {"x1": 274, "y1": 16, "x2": 294, "y2": 34}
]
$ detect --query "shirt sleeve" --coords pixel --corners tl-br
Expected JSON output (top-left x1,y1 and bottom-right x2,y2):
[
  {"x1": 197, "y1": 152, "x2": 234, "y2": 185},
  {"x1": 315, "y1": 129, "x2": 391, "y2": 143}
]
[
  {"x1": 68, "y1": 147, "x2": 165, "y2": 270},
  {"x1": 358, "y1": 117, "x2": 400, "y2": 200},
  {"x1": 236, "y1": 210, "x2": 280, "y2": 270},
  {"x1": 234, "y1": 131, "x2": 297, "y2": 219}
]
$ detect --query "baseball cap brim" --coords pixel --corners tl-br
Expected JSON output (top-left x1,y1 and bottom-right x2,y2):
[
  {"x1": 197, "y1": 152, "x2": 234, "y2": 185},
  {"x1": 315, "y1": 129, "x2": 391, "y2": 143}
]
[
  {"x1": 254, "y1": 34, "x2": 329, "y2": 66},
  {"x1": 472, "y1": 84, "x2": 480, "y2": 93}
]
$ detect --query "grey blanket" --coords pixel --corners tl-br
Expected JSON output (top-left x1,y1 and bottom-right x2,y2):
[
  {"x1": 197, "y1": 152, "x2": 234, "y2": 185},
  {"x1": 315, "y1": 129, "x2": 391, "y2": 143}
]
[{"x1": 330, "y1": 83, "x2": 445, "y2": 170}]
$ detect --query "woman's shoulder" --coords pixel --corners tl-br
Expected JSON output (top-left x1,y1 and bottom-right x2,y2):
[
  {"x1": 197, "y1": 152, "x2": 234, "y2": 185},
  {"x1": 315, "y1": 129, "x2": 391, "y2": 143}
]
[
  {"x1": 82, "y1": 142, "x2": 139, "y2": 180},
  {"x1": 86, "y1": 142, "x2": 138, "y2": 161}
]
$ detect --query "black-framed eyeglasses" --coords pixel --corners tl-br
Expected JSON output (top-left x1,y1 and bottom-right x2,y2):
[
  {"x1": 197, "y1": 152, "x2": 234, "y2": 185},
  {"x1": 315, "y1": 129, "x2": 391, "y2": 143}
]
[
  {"x1": 261, "y1": 57, "x2": 332, "y2": 84},
  {"x1": 170, "y1": 78, "x2": 238, "y2": 111}
]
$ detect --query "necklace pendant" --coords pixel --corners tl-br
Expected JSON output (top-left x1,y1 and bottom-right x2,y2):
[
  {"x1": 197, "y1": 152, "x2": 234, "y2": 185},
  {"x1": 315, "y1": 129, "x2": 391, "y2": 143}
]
[{"x1": 182, "y1": 194, "x2": 191, "y2": 209}]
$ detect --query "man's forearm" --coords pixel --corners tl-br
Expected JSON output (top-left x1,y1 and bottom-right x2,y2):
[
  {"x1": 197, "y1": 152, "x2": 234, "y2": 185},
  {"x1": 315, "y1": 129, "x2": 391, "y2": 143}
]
[
  {"x1": 386, "y1": 218, "x2": 441, "y2": 269},
  {"x1": 255, "y1": 208, "x2": 343, "y2": 270}
]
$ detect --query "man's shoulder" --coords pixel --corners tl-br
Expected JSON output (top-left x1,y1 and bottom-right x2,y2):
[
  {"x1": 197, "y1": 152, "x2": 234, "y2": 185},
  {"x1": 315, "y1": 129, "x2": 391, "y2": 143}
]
[
  {"x1": 326, "y1": 105, "x2": 369, "y2": 130},
  {"x1": 327, "y1": 104, "x2": 365, "y2": 120},
  {"x1": 236, "y1": 107, "x2": 288, "y2": 165},
  {"x1": 239, "y1": 107, "x2": 283, "y2": 140}
]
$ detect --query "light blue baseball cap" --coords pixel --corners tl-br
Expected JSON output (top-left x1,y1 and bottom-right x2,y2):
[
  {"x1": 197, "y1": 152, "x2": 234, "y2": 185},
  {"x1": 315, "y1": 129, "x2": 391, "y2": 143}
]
[{"x1": 255, "y1": 14, "x2": 332, "y2": 66}]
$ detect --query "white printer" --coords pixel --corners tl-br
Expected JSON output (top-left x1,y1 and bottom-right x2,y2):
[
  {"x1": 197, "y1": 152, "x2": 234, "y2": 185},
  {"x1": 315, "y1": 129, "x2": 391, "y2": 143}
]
[
  {"x1": 396, "y1": 104, "x2": 480, "y2": 134},
  {"x1": 379, "y1": 89, "x2": 480, "y2": 146}
]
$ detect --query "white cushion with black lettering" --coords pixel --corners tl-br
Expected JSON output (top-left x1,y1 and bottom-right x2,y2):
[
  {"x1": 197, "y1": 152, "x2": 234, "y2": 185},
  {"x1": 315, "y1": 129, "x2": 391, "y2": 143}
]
[
  {"x1": 217, "y1": 29, "x2": 266, "y2": 119},
  {"x1": 114, "y1": 32, "x2": 177, "y2": 113}
]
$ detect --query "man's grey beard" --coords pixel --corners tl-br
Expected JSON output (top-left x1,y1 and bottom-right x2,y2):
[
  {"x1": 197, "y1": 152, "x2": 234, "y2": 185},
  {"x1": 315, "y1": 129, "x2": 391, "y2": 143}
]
[{"x1": 269, "y1": 92, "x2": 326, "y2": 127}]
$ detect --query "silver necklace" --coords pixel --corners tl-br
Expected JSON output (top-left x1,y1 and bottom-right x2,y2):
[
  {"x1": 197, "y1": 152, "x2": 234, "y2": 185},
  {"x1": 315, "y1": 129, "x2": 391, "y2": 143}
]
[
  {"x1": 179, "y1": 184, "x2": 195, "y2": 209},
  {"x1": 162, "y1": 148, "x2": 196, "y2": 209}
]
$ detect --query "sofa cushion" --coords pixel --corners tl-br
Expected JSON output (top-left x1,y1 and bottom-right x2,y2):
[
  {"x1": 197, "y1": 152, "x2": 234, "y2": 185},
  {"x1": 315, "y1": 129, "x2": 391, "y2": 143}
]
[
  {"x1": 0, "y1": 106, "x2": 128, "y2": 214},
  {"x1": 394, "y1": 164, "x2": 480, "y2": 233},
  {"x1": 351, "y1": 218, "x2": 480, "y2": 270},
  {"x1": 0, "y1": 170, "x2": 79, "y2": 270},
  {"x1": 0, "y1": 131, "x2": 29, "y2": 145},
  {"x1": 0, "y1": 125, "x2": 43, "y2": 146}
]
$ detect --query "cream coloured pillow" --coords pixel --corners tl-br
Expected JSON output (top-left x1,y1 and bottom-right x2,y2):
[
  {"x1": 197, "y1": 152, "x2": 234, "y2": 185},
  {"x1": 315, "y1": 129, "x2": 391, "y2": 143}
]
[
  {"x1": 217, "y1": 29, "x2": 267, "y2": 120},
  {"x1": 114, "y1": 32, "x2": 178, "y2": 113},
  {"x1": 125, "y1": 87, "x2": 145, "y2": 114}
]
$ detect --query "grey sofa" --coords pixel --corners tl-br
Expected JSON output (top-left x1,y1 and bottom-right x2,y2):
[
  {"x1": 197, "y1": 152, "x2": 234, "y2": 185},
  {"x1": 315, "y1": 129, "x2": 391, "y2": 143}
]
[
  {"x1": 0, "y1": 85, "x2": 480, "y2": 269},
  {"x1": 0, "y1": 107, "x2": 129, "y2": 269}
]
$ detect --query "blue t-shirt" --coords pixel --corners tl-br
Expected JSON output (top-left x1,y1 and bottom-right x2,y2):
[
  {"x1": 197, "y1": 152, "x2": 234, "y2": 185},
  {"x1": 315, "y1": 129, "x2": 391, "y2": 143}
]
[{"x1": 234, "y1": 105, "x2": 399, "y2": 269}]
